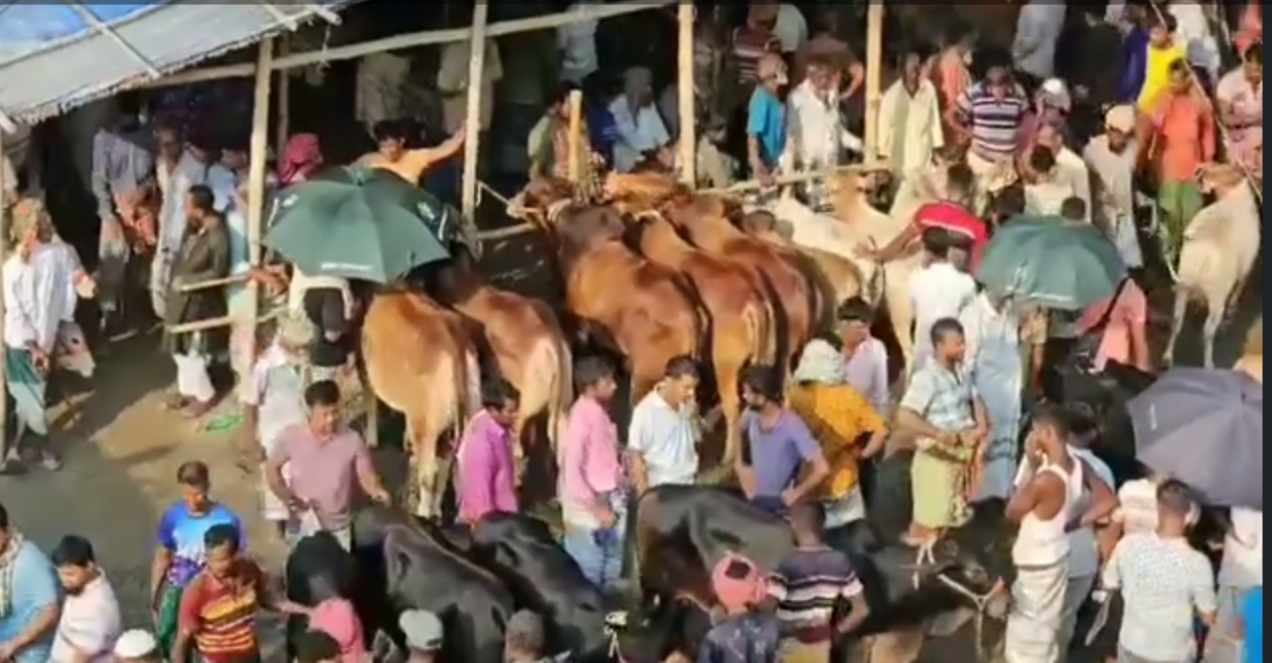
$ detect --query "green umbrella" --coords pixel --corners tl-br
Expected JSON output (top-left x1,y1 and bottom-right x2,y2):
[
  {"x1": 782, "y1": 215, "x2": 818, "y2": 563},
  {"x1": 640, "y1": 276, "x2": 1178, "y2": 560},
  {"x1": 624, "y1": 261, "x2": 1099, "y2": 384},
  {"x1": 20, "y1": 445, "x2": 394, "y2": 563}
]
[
  {"x1": 263, "y1": 166, "x2": 454, "y2": 283},
  {"x1": 975, "y1": 215, "x2": 1127, "y2": 310}
]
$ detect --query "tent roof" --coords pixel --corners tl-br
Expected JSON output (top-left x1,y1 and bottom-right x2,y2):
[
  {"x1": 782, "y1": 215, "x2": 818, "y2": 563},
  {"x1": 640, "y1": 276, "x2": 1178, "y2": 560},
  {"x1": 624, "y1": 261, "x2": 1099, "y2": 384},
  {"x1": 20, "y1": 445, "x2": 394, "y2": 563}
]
[{"x1": 0, "y1": 1, "x2": 354, "y2": 127}]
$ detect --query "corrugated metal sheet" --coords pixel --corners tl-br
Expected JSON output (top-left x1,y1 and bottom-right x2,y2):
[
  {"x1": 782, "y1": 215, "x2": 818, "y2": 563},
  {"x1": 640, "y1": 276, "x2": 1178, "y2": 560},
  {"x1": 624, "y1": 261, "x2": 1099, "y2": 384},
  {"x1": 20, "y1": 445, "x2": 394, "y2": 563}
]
[{"x1": 0, "y1": 1, "x2": 357, "y2": 124}]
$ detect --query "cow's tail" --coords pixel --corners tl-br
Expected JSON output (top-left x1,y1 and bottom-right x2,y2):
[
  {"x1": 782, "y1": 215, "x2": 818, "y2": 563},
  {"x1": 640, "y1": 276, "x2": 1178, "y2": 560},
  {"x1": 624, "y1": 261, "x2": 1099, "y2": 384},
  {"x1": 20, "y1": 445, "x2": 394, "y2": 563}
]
[
  {"x1": 742, "y1": 298, "x2": 773, "y2": 367},
  {"x1": 547, "y1": 336, "x2": 573, "y2": 458}
]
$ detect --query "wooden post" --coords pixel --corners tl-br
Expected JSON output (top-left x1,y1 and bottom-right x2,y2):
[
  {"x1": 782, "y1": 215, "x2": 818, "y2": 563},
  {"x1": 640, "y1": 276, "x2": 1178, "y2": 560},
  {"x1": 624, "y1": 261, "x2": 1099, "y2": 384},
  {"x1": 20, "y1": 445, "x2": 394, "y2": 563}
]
[
  {"x1": 241, "y1": 39, "x2": 274, "y2": 395},
  {"x1": 862, "y1": 0, "x2": 885, "y2": 161},
  {"x1": 676, "y1": 1, "x2": 696, "y2": 186},
  {"x1": 0, "y1": 129, "x2": 7, "y2": 455},
  {"x1": 565, "y1": 90, "x2": 584, "y2": 184},
  {"x1": 459, "y1": 2, "x2": 490, "y2": 222},
  {"x1": 275, "y1": 35, "x2": 291, "y2": 158}
]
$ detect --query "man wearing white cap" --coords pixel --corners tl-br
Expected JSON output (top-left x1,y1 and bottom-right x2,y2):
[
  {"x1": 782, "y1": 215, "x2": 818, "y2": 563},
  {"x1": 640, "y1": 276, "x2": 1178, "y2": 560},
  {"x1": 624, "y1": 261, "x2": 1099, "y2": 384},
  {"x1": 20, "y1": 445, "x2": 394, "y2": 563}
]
[
  {"x1": 398, "y1": 610, "x2": 443, "y2": 663},
  {"x1": 112, "y1": 630, "x2": 160, "y2": 663},
  {"x1": 1083, "y1": 105, "x2": 1144, "y2": 269}
]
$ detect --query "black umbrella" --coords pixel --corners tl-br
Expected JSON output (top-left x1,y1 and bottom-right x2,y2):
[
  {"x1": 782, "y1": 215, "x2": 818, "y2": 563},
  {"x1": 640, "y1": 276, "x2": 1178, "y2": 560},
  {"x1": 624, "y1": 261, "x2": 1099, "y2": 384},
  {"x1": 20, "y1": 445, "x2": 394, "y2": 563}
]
[{"x1": 1129, "y1": 368, "x2": 1262, "y2": 509}]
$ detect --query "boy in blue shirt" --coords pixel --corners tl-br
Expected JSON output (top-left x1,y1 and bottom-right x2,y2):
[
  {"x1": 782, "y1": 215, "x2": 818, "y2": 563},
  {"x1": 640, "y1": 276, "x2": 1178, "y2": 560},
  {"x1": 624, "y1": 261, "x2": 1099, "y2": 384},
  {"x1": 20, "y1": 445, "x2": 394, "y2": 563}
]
[{"x1": 746, "y1": 53, "x2": 788, "y2": 187}]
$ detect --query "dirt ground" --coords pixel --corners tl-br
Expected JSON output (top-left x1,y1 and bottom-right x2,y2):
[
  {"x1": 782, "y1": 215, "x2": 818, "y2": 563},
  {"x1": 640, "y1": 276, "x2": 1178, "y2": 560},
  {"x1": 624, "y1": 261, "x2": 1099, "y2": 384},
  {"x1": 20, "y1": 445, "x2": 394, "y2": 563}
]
[{"x1": 0, "y1": 225, "x2": 1258, "y2": 662}]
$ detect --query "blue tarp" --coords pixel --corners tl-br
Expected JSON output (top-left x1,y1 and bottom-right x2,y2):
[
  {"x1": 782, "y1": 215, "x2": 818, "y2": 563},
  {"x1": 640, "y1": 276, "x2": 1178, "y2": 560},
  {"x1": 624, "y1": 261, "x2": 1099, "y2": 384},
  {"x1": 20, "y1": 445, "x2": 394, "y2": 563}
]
[{"x1": 0, "y1": 1, "x2": 354, "y2": 125}]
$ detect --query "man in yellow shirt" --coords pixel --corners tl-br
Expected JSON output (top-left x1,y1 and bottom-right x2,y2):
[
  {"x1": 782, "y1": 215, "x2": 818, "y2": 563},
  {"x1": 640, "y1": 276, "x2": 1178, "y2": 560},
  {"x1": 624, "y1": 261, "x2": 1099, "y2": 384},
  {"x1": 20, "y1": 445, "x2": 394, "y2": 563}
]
[
  {"x1": 787, "y1": 338, "x2": 888, "y2": 539},
  {"x1": 358, "y1": 119, "x2": 466, "y2": 185},
  {"x1": 1136, "y1": 13, "x2": 1187, "y2": 112}
]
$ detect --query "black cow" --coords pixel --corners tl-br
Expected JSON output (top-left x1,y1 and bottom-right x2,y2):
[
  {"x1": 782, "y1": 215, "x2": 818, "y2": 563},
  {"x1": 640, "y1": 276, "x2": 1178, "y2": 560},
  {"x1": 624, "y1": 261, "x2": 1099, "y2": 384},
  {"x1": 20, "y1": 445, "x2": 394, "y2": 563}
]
[
  {"x1": 1048, "y1": 360, "x2": 1157, "y2": 484},
  {"x1": 284, "y1": 531, "x2": 359, "y2": 659},
  {"x1": 351, "y1": 506, "x2": 515, "y2": 662},
  {"x1": 469, "y1": 513, "x2": 610, "y2": 662},
  {"x1": 634, "y1": 469, "x2": 1013, "y2": 657}
]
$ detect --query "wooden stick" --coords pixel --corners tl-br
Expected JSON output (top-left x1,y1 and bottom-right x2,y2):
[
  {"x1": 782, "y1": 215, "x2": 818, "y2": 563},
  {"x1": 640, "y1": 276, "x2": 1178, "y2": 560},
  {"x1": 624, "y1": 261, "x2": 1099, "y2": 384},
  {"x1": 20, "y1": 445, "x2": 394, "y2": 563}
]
[
  {"x1": 275, "y1": 35, "x2": 291, "y2": 158},
  {"x1": 179, "y1": 272, "x2": 251, "y2": 292},
  {"x1": 862, "y1": 0, "x2": 885, "y2": 161},
  {"x1": 166, "y1": 307, "x2": 284, "y2": 335},
  {"x1": 566, "y1": 90, "x2": 584, "y2": 184},
  {"x1": 240, "y1": 39, "x2": 274, "y2": 388},
  {"x1": 676, "y1": 1, "x2": 696, "y2": 185},
  {"x1": 136, "y1": 0, "x2": 677, "y2": 90},
  {"x1": 459, "y1": 3, "x2": 490, "y2": 222},
  {"x1": 0, "y1": 130, "x2": 7, "y2": 454}
]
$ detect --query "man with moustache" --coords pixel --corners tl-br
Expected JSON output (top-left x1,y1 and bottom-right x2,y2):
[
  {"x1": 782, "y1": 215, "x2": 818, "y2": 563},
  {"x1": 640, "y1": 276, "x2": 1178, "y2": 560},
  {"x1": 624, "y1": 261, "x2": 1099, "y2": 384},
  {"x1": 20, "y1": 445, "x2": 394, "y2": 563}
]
[{"x1": 50, "y1": 536, "x2": 121, "y2": 663}]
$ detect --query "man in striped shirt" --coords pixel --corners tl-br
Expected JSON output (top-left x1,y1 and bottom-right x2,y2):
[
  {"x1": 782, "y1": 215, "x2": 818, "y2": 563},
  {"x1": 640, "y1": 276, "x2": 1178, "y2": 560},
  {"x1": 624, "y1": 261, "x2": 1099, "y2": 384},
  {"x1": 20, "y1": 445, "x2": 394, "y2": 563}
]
[
  {"x1": 768, "y1": 503, "x2": 870, "y2": 662},
  {"x1": 947, "y1": 64, "x2": 1028, "y2": 207}
]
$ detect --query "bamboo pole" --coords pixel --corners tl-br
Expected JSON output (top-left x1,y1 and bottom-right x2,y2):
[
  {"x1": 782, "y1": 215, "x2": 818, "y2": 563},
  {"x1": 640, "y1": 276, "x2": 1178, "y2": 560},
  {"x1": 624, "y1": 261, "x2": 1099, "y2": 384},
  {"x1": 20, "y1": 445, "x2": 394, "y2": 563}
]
[
  {"x1": 0, "y1": 129, "x2": 7, "y2": 455},
  {"x1": 459, "y1": 3, "x2": 490, "y2": 222},
  {"x1": 566, "y1": 90, "x2": 584, "y2": 184},
  {"x1": 240, "y1": 39, "x2": 274, "y2": 392},
  {"x1": 275, "y1": 35, "x2": 291, "y2": 158},
  {"x1": 862, "y1": 0, "x2": 884, "y2": 161},
  {"x1": 676, "y1": 1, "x2": 696, "y2": 185}
]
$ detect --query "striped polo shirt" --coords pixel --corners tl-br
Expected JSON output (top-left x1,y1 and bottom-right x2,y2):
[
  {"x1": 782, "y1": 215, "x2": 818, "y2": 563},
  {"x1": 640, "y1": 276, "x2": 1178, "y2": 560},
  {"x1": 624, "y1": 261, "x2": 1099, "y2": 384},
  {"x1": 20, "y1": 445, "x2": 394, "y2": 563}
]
[
  {"x1": 955, "y1": 81, "x2": 1028, "y2": 159},
  {"x1": 768, "y1": 545, "x2": 865, "y2": 642},
  {"x1": 178, "y1": 561, "x2": 265, "y2": 662}
]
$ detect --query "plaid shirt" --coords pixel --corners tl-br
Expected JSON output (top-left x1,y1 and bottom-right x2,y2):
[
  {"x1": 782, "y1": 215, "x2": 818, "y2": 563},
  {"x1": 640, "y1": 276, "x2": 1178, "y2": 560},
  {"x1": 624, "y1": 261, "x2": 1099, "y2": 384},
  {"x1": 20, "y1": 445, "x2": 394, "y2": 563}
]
[{"x1": 900, "y1": 362, "x2": 978, "y2": 432}]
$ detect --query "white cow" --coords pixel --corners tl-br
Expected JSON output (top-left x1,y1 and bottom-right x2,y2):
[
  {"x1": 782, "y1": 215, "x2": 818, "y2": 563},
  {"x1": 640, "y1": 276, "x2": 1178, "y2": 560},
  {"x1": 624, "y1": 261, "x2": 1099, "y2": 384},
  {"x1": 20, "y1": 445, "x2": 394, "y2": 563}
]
[
  {"x1": 771, "y1": 171, "x2": 925, "y2": 369},
  {"x1": 1165, "y1": 164, "x2": 1261, "y2": 368}
]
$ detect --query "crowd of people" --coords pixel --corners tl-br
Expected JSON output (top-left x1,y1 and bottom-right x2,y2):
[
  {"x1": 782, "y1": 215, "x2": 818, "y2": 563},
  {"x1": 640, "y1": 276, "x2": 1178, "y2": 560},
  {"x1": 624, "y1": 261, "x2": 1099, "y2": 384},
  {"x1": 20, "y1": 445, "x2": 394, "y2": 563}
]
[{"x1": 0, "y1": 0, "x2": 1264, "y2": 662}]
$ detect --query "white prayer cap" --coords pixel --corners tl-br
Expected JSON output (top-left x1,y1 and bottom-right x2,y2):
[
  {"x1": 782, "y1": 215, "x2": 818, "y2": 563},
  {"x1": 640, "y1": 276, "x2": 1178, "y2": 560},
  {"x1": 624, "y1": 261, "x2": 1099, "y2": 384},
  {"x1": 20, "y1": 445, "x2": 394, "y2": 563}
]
[{"x1": 113, "y1": 630, "x2": 158, "y2": 659}]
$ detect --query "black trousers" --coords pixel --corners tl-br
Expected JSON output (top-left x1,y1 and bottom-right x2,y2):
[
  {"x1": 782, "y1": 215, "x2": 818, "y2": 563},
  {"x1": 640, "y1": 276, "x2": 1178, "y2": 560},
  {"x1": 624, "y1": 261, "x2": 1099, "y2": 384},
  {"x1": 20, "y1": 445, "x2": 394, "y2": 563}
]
[{"x1": 302, "y1": 287, "x2": 351, "y2": 369}]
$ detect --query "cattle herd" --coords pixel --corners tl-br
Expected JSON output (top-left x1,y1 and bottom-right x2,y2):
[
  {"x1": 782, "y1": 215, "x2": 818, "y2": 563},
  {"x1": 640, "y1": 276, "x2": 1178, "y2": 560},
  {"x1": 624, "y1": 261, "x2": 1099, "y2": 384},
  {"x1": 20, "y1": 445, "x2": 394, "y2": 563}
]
[{"x1": 311, "y1": 168, "x2": 1221, "y2": 663}]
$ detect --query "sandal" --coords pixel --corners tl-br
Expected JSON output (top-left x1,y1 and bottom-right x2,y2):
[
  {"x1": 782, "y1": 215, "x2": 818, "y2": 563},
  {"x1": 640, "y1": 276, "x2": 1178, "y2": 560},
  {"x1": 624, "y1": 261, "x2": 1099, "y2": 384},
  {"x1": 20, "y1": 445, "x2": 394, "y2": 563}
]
[{"x1": 39, "y1": 452, "x2": 62, "y2": 471}]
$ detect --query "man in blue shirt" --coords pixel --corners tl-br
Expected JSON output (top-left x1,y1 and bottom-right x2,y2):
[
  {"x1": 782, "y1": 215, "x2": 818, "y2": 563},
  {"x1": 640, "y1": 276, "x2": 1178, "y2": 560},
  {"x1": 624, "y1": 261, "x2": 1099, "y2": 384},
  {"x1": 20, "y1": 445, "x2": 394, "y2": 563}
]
[
  {"x1": 150, "y1": 461, "x2": 244, "y2": 658},
  {"x1": 0, "y1": 502, "x2": 59, "y2": 663},
  {"x1": 746, "y1": 53, "x2": 789, "y2": 188}
]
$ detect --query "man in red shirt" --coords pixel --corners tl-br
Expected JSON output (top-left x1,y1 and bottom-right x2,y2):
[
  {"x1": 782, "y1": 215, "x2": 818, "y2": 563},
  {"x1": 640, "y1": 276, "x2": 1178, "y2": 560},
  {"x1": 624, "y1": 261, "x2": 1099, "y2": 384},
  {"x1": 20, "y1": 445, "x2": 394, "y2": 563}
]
[{"x1": 860, "y1": 163, "x2": 989, "y2": 269}]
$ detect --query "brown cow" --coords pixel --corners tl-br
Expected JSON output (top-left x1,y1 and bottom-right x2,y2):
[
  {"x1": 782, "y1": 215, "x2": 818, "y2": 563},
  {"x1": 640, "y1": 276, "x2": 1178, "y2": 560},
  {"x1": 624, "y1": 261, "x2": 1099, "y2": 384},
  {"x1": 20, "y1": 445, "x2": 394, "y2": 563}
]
[
  {"x1": 659, "y1": 193, "x2": 827, "y2": 374},
  {"x1": 625, "y1": 210, "x2": 776, "y2": 465},
  {"x1": 362, "y1": 290, "x2": 480, "y2": 518},
  {"x1": 735, "y1": 210, "x2": 865, "y2": 313},
  {"x1": 433, "y1": 248, "x2": 574, "y2": 460},
  {"x1": 517, "y1": 179, "x2": 703, "y2": 408}
]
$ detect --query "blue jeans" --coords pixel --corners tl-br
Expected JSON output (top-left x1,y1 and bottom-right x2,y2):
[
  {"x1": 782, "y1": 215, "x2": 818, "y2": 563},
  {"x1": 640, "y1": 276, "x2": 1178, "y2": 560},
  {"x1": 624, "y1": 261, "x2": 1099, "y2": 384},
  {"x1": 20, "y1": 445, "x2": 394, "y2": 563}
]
[{"x1": 563, "y1": 508, "x2": 627, "y2": 593}]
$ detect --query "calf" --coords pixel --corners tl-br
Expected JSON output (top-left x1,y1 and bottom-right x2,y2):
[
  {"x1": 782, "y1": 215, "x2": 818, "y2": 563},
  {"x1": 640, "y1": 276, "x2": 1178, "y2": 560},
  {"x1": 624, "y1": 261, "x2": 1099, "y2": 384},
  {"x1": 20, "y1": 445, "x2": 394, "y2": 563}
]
[{"x1": 470, "y1": 514, "x2": 610, "y2": 662}]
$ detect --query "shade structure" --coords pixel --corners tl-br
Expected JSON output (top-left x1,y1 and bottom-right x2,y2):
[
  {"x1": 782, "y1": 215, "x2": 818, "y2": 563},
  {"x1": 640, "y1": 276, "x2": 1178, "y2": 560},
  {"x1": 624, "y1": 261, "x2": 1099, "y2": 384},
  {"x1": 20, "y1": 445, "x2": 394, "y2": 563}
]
[{"x1": 0, "y1": 1, "x2": 355, "y2": 127}]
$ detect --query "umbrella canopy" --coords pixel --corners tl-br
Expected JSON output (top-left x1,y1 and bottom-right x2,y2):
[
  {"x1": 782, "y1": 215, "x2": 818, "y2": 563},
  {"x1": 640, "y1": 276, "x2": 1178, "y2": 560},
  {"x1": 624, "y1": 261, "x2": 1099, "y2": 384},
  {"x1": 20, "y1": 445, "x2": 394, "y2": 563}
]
[
  {"x1": 1129, "y1": 368, "x2": 1262, "y2": 509},
  {"x1": 976, "y1": 217, "x2": 1127, "y2": 310},
  {"x1": 0, "y1": 2, "x2": 355, "y2": 127},
  {"x1": 264, "y1": 167, "x2": 454, "y2": 283}
]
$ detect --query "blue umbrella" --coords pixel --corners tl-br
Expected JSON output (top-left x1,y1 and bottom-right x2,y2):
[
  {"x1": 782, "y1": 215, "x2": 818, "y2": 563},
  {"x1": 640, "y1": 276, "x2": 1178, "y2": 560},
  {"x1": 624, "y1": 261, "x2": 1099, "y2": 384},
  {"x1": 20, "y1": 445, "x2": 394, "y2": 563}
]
[
  {"x1": 0, "y1": 2, "x2": 355, "y2": 127},
  {"x1": 1128, "y1": 368, "x2": 1262, "y2": 508}
]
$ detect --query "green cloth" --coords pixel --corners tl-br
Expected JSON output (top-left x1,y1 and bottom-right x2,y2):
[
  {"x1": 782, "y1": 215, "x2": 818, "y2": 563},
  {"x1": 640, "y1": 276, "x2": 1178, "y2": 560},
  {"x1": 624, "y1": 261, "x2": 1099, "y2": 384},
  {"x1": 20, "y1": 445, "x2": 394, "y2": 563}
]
[
  {"x1": 263, "y1": 166, "x2": 454, "y2": 284},
  {"x1": 911, "y1": 447, "x2": 974, "y2": 529},
  {"x1": 156, "y1": 582, "x2": 184, "y2": 658},
  {"x1": 976, "y1": 216, "x2": 1128, "y2": 310},
  {"x1": 4, "y1": 345, "x2": 47, "y2": 436},
  {"x1": 1157, "y1": 180, "x2": 1205, "y2": 264}
]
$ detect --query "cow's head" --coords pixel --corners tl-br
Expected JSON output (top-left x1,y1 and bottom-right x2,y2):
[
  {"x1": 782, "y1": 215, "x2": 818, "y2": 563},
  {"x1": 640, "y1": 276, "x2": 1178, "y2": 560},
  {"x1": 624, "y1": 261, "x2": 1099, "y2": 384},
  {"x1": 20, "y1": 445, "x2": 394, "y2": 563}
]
[
  {"x1": 55, "y1": 324, "x2": 94, "y2": 379},
  {"x1": 927, "y1": 499, "x2": 1013, "y2": 619}
]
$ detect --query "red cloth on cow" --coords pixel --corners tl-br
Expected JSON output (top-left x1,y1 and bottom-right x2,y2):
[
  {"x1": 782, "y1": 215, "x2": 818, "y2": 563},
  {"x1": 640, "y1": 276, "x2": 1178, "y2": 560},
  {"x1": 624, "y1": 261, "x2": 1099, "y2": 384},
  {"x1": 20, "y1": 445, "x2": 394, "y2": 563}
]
[{"x1": 912, "y1": 201, "x2": 989, "y2": 270}]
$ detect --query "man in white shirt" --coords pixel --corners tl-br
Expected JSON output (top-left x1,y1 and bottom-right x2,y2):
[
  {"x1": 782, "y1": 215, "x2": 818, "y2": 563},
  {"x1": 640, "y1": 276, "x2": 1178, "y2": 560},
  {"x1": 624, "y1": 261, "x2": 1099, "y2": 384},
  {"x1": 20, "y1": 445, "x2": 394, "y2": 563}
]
[
  {"x1": 907, "y1": 228, "x2": 977, "y2": 372},
  {"x1": 1103, "y1": 479, "x2": 1217, "y2": 663},
  {"x1": 50, "y1": 536, "x2": 121, "y2": 663},
  {"x1": 1061, "y1": 436, "x2": 1116, "y2": 662},
  {"x1": 558, "y1": 2, "x2": 599, "y2": 85},
  {"x1": 1012, "y1": 0, "x2": 1068, "y2": 85},
  {"x1": 1024, "y1": 146, "x2": 1077, "y2": 216},
  {"x1": 609, "y1": 67, "x2": 673, "y2": 173},
  {"x1": 783, "y1": 53, "x2": 860, "y2": 199},
  {"x1": 627, "y1": 356, "x2": 700, "y2": 493},
  {"x1": 3, "y1": 199, "x2": 85, "y2": 472},
  {"x1": 1035, "y1": 123, "x2": 1091, "y2": 221},
  {"x1": 1205, "y1": 507, "x2": 1262, "y2": 663}
]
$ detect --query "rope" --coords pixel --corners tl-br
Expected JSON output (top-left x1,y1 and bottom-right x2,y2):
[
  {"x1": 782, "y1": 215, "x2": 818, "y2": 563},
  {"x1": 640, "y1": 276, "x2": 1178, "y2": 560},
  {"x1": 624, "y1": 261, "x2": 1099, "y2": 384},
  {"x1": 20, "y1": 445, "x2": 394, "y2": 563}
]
[
  {"x1": 930, "y1": 573, "x2": 1006, "y2": 661},
  {"x1": 1145, "y1": 2, "x2": 1263, "y2": 201}
]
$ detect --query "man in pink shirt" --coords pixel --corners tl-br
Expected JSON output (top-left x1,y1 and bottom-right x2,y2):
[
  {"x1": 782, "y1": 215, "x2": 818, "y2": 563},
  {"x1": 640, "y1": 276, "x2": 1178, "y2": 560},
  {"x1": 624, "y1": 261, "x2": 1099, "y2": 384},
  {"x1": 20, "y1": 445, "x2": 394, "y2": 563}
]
[
  {"x1": 265, "y1": 381, "x2": 391, "y2": 550},
  {"x1": 1075, "y1": 276, "x2": 1151, "y2": 372},
  {"x1": 558, "y1": 356, "x2": 625, "y2": 592},
  {"x1": 454, "y1": 379, "x2": 520, "y2": 525}
]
